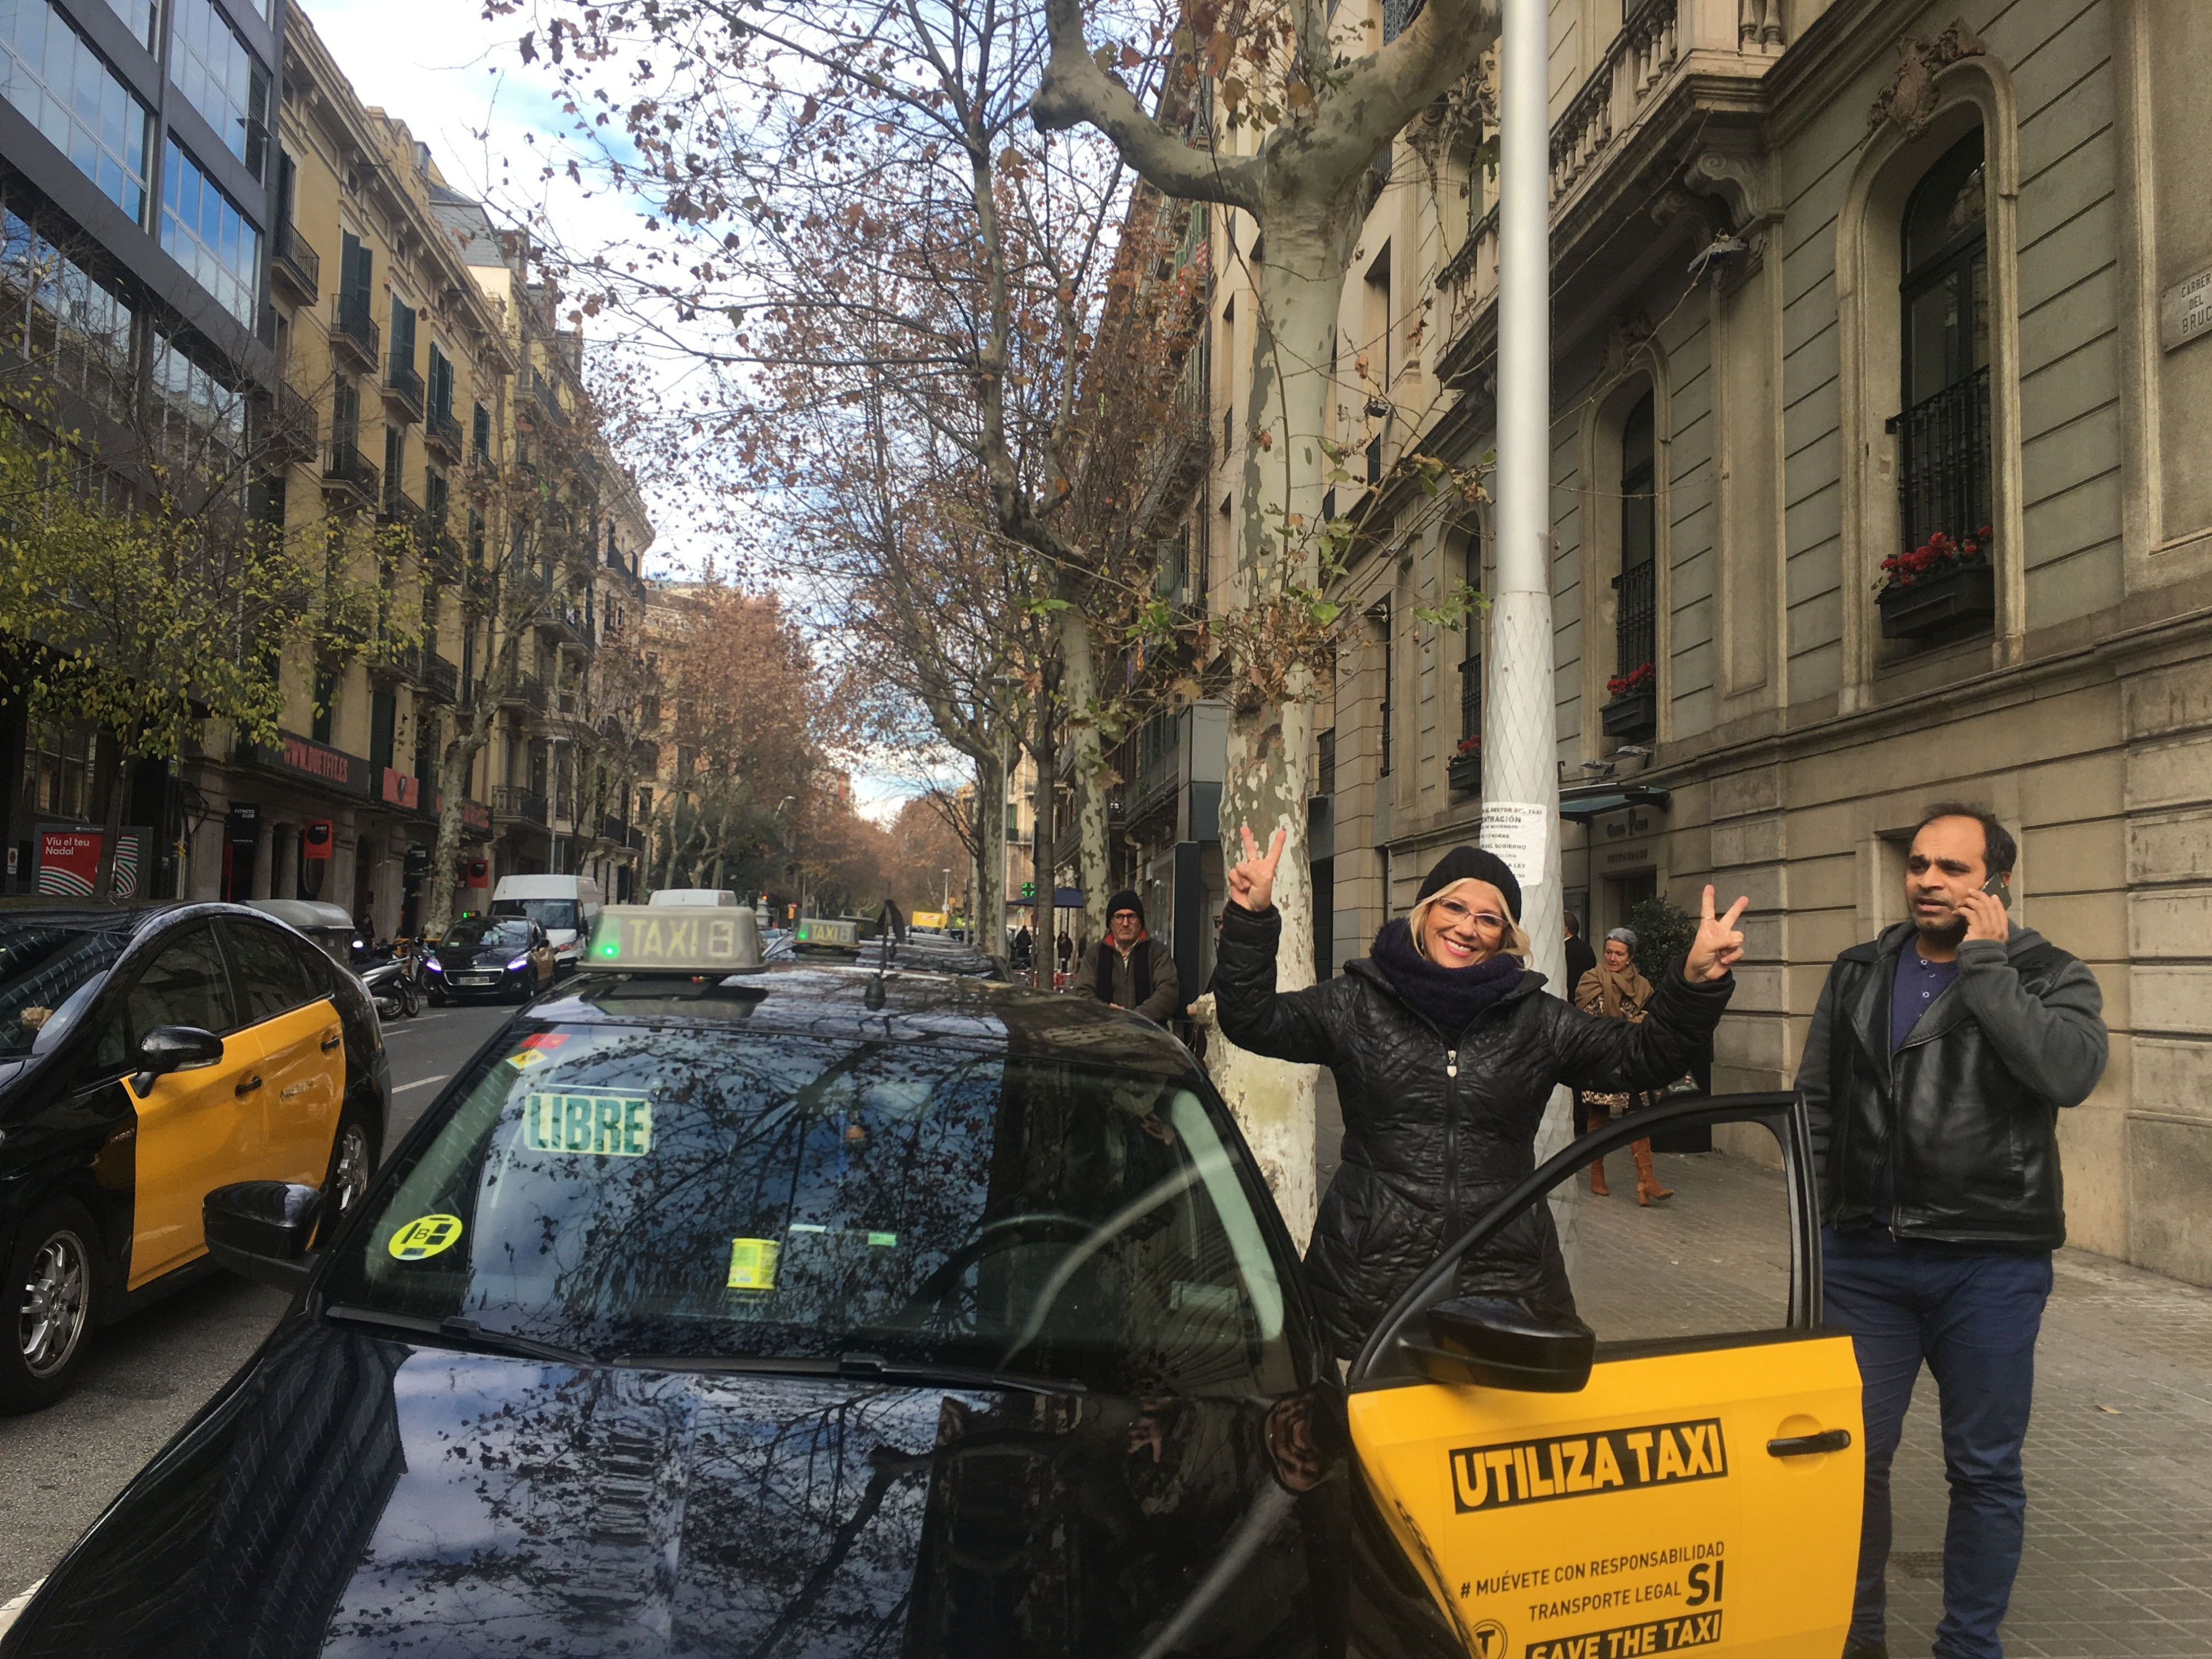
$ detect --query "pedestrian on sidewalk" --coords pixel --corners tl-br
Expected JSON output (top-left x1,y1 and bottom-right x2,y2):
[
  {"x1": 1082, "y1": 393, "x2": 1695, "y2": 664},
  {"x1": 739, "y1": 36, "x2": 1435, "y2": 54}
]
[
  {"x1": 1799, "y1": 802, "x2": 2108, "y2": 1659},
  {"x1": 1070, "y1": 889, "x2": 1180, "y2": 1024},
  {"x1": 1573, "y1": 928, "x2": 1673, "y2": 1206},
  {"x1": 1213, "y1": 829, "x2": 1745, "y2": 1361}
]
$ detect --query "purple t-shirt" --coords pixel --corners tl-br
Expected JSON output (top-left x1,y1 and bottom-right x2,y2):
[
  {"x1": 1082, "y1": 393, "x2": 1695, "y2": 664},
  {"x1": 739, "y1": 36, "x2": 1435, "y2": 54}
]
[{"x1": 1891, "y1": 948, "x2": 1962, "y2": 1051}]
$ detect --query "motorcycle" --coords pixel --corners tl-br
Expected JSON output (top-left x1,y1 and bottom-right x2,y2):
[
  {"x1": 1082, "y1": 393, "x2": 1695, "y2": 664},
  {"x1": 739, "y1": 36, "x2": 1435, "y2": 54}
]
[{"x1": 359, "y1": 946, "x2": 421, "y2": 1020}]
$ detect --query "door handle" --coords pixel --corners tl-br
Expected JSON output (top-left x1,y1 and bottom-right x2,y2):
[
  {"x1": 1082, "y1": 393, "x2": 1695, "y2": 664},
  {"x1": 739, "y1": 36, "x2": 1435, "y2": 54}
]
[
  {"x1": 236, "y1": 1074, "x2": 264, "y2": 1097},
  {"x1": 1767, "y1": 1429, "x2": 1852, "y2": 1458},
  {"x1": 321, "y1": 1030, "x2": 343, "y2": 1052}
]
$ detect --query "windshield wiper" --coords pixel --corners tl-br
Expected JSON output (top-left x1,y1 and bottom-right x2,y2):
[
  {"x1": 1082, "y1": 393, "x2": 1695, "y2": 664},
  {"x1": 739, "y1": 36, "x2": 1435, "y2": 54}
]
[
  {"x1": 324, "y1": 1304, "x2": 597, "y2": 1368},
  {"x1": 608, "y1": 1349, "x2": 1083, "y2": 1394}
]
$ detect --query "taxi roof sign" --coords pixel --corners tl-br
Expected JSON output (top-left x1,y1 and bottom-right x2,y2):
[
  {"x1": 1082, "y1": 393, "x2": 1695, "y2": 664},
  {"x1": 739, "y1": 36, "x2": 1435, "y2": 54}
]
[{"x1": 584, "y1": 905, "x2": 765, "y2": 973}]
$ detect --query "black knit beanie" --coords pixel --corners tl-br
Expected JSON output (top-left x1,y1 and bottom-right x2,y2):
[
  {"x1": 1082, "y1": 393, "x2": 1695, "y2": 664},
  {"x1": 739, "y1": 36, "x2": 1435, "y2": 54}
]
[
  {"x1": 1415, "y1": 845, "x2": 1523, "y2": 924},
  {"x1": 1105, "y1": 888, "x2": 1144, "y2": 926}
]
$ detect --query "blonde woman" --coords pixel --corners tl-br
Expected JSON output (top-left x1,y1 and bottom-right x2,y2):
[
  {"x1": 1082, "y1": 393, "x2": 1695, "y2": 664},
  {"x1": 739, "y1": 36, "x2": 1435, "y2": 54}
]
[
  {"x1": 1574, "y1": 928, "x2": 1674, "y2": 1204},
  {"x1": 1215, "y1": 832, "x2": 1745, "y2": 1359}
]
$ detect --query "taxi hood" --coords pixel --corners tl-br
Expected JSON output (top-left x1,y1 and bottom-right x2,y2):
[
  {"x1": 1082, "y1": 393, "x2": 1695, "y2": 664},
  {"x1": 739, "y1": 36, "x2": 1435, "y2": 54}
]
[{"x1": 10, "y1": 1318, "x2": 1322, "y2": 1658}]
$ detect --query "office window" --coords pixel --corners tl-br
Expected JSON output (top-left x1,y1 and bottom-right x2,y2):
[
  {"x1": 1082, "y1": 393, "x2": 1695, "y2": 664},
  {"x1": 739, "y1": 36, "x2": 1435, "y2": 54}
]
[
  {"x1": 159, "y1": 137, "x2": 259, "y2": 325},
  {"x1": 169, "y1": 0, "x2": 267, "y2": 176},
  {"x1": 99, "y1": 0, "x2": 158, "y2": 51},
  {"x1": 0, "y1": 1, "x2": 152, "y2": 222},
  {"x1": 0, "y1": 202, "x2": 137, "y2": 420},
  {"x1": 152, "y1": 330, "x2": 246, "y2": 461},
  {"x1": 33, "y1": 721, "x2": 96, "y2": 817}
]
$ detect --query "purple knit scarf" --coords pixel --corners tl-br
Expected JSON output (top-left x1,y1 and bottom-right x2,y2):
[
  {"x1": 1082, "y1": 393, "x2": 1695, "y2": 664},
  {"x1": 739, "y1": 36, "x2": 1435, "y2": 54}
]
[{"x1": 1370, "y1": 917, "x2": 1524, "y2": 1034}]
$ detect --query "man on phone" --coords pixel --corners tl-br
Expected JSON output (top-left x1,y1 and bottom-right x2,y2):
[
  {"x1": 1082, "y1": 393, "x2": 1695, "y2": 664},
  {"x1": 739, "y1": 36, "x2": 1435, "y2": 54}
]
[{"x1": 1797, "y1": 803, "x2": 2107, "y2": 1659}]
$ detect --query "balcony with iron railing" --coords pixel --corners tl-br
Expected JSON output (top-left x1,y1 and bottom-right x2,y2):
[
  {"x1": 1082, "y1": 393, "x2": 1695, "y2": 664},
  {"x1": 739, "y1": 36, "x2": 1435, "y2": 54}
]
[
  {"x1": 321, "y1": 440, "x2": 379, "y2": 508},
  {"x1": 419, "y1": 647, "x2": 460, "y2": 702},
  {"x1": 383, "y1": 353, "x2": 424, "y2": 424},
  {"x1": 425, "y1": 405, "x2": 463, "y2": 461},
  {"x1": 1438, "y1": 0, "x2": 1788, "y2": 364},
  {"x1": 494, "y1": 784, "x2": 549, "y2": 826},
  {"x1": 378, "y1": 473, "x2": 424, "y2": 533},
  {"x1": 332, "y1": 293, "x2": 380, "y2": 373},
  {"x1": 272, "y1": 220, "x2": 319, "y2": 304},
  {"x1": 1892, "y1": 366, "x2": 1992, "y2": 557},
  {"x1": 500, "y1": 672, "x2": 549, "y2": 716}
]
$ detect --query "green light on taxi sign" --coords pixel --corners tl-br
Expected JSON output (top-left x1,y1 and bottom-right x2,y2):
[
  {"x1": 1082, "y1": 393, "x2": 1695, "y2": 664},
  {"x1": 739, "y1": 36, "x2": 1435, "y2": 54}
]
[{"x1": 582, "y1": 906, "x2": 764, "y2": 973}]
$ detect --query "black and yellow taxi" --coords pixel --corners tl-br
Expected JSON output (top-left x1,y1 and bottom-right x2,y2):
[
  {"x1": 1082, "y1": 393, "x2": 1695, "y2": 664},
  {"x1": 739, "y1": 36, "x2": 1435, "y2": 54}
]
[
  {"x1": 0, "y1": 902, "x2": 389, "y2": 1412},
  {"x1": 1, "y1": 908, "x2": 1860, "y2": 1657}
]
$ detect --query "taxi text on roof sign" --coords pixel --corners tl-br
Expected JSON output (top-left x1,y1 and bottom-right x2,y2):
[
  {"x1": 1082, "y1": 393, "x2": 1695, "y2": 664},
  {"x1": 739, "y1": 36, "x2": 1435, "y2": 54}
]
[{"x1": 585, "y1": 905, "x2": 764, "y2": 972}]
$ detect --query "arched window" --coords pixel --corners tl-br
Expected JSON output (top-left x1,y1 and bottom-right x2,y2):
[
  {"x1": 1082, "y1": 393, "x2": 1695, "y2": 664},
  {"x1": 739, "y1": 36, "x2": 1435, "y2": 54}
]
[
  {"x1": 1895, "y1": 130, "x2": 1990, "y2": 554},
  {"x1": 1613, "y1": 388, "x2": 1656, "y2": 688}
]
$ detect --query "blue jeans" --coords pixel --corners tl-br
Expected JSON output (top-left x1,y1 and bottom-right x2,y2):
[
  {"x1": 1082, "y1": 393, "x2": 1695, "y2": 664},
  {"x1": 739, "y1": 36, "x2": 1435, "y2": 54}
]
[{"x1": 1822, "y1": 1227, "x2": 2052, "y2": 1659}]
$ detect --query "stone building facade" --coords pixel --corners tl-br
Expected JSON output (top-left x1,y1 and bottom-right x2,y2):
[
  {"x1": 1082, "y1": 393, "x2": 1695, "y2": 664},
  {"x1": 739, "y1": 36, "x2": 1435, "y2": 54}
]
[{"x1": 1169, "y1": 0, "x2": 2212, "y2": 1284}]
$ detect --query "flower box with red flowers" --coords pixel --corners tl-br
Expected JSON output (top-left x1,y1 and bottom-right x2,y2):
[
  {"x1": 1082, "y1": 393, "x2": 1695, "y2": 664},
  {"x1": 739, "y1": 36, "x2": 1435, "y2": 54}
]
[
  {"x1": 1876, "y1": 528, "x2": 1996, "y2": 639},
  {"x1": 1448, "y1": 734, "x2": 1482, "y2": 795},
  {"x1": 1600, "y1": 663, "x2": 1656, "y2": 737}
]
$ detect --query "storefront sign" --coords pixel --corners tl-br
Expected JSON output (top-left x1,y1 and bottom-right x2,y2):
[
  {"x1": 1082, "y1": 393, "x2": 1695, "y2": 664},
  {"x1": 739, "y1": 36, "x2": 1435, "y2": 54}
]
[
  {"x1": 36, "y1": 826, "x2": 147, "y2": 899},
  {"x1": 380, "y1": 769, "x2": 420, "y2": 810},
  {"x1": 226, "y1": 804, "x2": 260, "y2": 847},
  {"x1": 242, "y1": 731, "x2": 374, "y2": 799},
  {"x1": 303, "y1": 821, "x2": 335, "y2": 861},
  {"x1": 460, "y1": 798, "x2": 493, "y2": 835}
]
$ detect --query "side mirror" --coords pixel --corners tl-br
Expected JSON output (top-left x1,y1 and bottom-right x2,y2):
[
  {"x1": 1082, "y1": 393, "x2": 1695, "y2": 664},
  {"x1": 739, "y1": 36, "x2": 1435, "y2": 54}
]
[
  {"x1": 204, "y1": 1181, "x2": 323, "y2": 1293},
  {"x1": 131, "y1": 1025, "x2": 223, "y2": 1093},
  {"x1": 1410, "y1": 1295, "x2": 1595, "y2": 1394}
]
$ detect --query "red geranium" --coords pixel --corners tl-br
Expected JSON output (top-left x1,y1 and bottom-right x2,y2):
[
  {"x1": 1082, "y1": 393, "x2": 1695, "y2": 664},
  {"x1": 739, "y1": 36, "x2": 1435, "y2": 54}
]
[
  {"x1": 1879, "y1": 525, "x2": 1992, "y2": 593},
  {"x1": 1605, "y1": 662, "x2": 1655, "y2": 700},
  {"x1": 1454, "y1": 733, "x2": 1482, "y2": 756}
]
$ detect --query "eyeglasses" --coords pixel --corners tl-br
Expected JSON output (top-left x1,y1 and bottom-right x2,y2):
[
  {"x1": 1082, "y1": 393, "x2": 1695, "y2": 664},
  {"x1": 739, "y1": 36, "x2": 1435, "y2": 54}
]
[{"x1": 1432, "y1": 898, "x2": 1506, "y2": 930}]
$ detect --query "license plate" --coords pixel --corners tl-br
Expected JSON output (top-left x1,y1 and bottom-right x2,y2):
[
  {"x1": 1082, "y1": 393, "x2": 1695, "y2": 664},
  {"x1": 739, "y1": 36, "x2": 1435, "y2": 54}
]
[{"x1": 458, "y1": 974, "x2": 497, "y2": 986}]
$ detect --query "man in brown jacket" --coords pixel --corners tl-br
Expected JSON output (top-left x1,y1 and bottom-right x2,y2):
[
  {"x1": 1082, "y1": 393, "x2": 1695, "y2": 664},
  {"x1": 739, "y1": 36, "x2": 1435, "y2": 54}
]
[{"x1": 1071, "y1": 889, "x2": 1180, "y2": 1023}]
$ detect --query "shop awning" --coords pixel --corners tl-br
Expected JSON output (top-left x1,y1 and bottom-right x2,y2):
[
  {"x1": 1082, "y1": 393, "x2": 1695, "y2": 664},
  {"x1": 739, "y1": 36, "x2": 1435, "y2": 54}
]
[{"x1": 1557, "y1": 783, "x2": 1672, "y2": 824}]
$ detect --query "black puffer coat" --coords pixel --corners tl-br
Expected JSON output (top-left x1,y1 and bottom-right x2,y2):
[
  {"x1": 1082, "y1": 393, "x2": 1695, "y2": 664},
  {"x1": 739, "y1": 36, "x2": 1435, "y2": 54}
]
[{"x1": 1214, "y1": 904, "x2": 1733, "y2": 1361}]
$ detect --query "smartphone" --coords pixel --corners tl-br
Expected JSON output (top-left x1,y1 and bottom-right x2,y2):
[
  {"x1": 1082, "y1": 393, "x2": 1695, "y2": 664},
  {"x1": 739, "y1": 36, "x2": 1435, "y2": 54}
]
[{"x1": 1982, "y1": 873, "x2": 2012, "y2": 910}]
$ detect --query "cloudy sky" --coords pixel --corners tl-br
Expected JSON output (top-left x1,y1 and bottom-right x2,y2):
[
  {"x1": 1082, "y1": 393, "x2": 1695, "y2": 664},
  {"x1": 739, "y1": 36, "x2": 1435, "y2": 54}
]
[{"x1": 294, "y1": 1, "x2": 937, "y2": 823}]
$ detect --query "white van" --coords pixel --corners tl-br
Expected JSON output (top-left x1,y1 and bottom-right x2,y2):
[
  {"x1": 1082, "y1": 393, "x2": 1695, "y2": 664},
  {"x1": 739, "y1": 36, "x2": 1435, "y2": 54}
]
[
  {"x1": 648, "y1": 889, "x2": 743, "y2": 908},
  {"x1": 489, "y1": 874, "x2": 604, "y2": 973}
]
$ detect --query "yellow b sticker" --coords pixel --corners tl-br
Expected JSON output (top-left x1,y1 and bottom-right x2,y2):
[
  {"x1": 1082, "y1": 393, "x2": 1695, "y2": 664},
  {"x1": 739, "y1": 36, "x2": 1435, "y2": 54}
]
[
  {"x1": 388, "y1": 1214, "x2": 465, "y2": 1261},
  {"x1": 523, "y1": 1093, "x2": 653, "y2": 1156},
  {"x1": 727, "y1": 1237, "x2": 780, "y2": 1291}
]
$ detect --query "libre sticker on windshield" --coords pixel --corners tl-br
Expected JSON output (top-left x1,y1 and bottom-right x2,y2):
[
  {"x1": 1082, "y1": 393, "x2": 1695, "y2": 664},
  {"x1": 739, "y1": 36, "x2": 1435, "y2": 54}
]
[
  {"x1": 524, "y1": 1093, "x2": 653, "y2": 1157},
  {"x1": 727, "y1": 1237, "x2": 780, "y2": 1291},
  {"x1": 1449, "y1": 1418, "x2": 1726, "y2": 1512},
  {"x1": 387, "y1": 1214, "x2": 465, "y2": 1261}
]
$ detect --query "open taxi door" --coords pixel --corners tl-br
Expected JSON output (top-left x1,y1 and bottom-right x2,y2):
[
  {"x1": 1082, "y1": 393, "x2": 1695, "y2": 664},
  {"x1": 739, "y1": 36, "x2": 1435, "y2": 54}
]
[{"x1": 1346, "y1": 1093, "x2": 1861, "y2": 1659}]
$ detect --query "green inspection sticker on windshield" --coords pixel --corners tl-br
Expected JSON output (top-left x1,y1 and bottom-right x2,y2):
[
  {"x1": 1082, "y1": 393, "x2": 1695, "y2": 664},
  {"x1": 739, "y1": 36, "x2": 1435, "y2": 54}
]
[{"x1": 523, "y1": 1093, "x2": 654, "y2": 1157}]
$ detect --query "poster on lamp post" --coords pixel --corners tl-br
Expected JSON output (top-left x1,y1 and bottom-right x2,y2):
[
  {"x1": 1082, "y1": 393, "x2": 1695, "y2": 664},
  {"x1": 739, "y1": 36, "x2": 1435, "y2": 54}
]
[{"x1": 36, "y1": 826, "x2": 150, "y2": 899}]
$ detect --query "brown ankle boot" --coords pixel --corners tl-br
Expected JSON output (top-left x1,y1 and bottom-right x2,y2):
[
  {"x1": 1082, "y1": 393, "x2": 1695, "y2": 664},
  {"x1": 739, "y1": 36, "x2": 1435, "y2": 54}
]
[
  {"x1": 1632, "y1": 1140, "x2": 1673, "y2": 1206},
  {"x1": 1586, "y1": 1107, "x2": 1610, "y2": 1195}
]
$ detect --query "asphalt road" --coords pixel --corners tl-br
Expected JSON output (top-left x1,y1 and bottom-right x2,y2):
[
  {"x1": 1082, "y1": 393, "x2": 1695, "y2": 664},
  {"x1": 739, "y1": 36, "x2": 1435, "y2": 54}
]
[{"x1": 0, "y1": 997, "x2": 515, "y2": 1603}]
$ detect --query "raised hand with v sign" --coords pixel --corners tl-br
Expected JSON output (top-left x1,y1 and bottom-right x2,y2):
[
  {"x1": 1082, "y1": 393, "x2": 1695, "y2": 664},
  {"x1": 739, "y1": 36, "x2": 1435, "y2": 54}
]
[
  {"x1": 1229, "y1": 825, "x2": 1287, "y2": 913},
  {"x1": 1684, "y1": 884, "x2": 1750, "y2": 983}
]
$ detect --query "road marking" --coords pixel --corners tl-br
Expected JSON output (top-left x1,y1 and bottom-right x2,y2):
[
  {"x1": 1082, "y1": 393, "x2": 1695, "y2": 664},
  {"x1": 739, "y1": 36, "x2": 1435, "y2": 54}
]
[{"x1": 392, "y1": 1074, "x2": 450, "y2": 1094}]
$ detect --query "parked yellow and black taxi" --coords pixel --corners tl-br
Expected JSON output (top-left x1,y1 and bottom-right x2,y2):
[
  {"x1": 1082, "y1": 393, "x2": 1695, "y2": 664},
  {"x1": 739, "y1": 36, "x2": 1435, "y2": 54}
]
[
  {"x1": 0, "y1": 902, "x2": 389, "y2": 1412},
  {"x1": 2, "y1": 908, "x2": 1859, "y2": 1658}
]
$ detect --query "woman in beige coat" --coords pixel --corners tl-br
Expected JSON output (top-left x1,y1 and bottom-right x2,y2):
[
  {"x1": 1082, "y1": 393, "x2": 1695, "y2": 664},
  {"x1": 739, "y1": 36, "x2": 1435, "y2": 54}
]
[{"x1": 1574, "y1": 928, "x2": 1676, "y2": 1204}]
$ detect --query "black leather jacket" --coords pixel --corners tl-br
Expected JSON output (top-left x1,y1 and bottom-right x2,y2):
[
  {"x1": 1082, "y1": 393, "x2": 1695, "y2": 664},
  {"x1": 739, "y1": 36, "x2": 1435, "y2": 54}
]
[
  {"x1": 1796, "y1": 923, "x2": 2107, "y2": 1249},
  {"x1": 1213, "y1": 904, "x2": 1732, "y2": 1359}
]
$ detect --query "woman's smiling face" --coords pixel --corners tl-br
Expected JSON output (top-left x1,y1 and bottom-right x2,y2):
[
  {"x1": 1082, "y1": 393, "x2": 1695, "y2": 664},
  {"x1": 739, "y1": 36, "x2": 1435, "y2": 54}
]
[{"x1": 1419, "y1": 880, "x2": 1509, "y2": 967}]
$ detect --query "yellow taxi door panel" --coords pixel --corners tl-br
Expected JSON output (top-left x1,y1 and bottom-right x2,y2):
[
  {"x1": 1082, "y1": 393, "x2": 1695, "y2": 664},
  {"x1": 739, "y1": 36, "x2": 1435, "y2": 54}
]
[
  {"x1": 129, "y1": 1032, "x2": 262, "y2": 1287},
  {"x1": 1353, "y1": 1339, "x2": 1861, "y2": 1659},
  {"x1": 252, "y1": 997, "x2": 342, "y2": 1185}
]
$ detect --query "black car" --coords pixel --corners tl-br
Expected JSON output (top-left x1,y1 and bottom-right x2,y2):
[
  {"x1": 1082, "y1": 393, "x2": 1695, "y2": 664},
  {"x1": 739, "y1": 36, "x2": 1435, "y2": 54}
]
[
  {"x1": 0, "y1": 902, "x2": 389, "y2": 1411},
  {"x1": 422, "y1": 917, "x2": 555, "y2": 1003},
  {"x1": 2, "y1": 912, "x2": 1866, "y2": 1656}
]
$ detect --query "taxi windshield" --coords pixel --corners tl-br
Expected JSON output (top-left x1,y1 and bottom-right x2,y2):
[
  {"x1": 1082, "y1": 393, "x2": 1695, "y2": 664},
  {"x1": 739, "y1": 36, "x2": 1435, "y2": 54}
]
[
  {"x1": 318, "y1": 1025, "x2": 1296, "y2": 1395},
  {"x1": 0, "y1": 922, "x2": 128, "y2": 1055},
  {"x1": 441, "y1": 919, "x2": 531, "y2": 951}
]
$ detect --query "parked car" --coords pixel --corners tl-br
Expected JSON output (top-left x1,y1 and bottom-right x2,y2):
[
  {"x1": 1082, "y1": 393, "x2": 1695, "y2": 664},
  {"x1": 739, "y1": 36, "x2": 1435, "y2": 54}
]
[
  {"x1": 488, "y1": 874, "x2": 603, "y2": 975},
  {"x1": 421, "y1": 916, "x2": 555, "y2": 1003},
  {"x1": 0, "y1": 903, "x2": 388, "y2": 1411}
]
